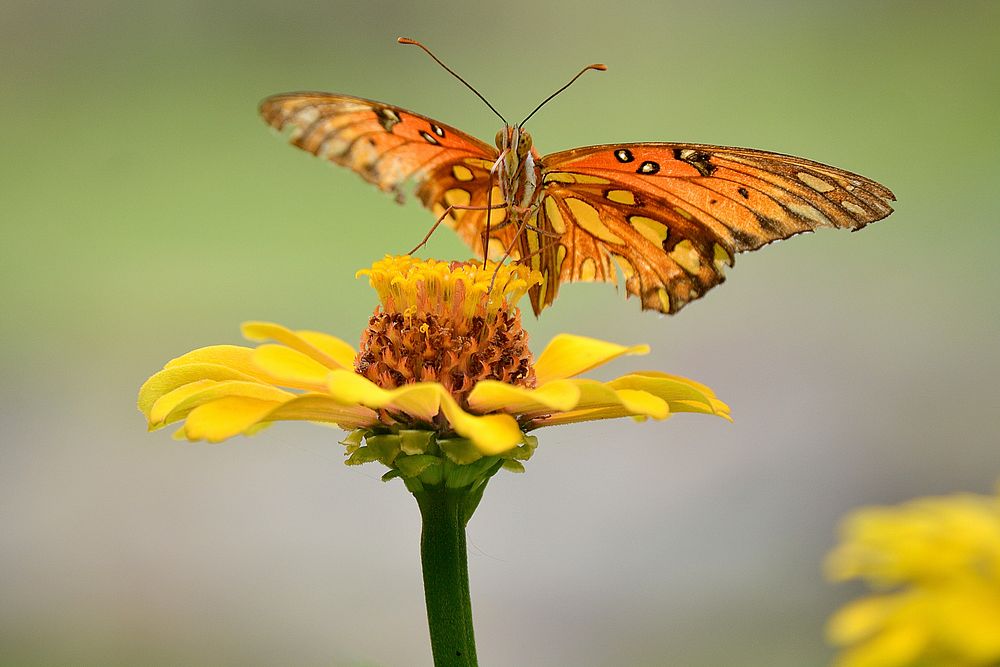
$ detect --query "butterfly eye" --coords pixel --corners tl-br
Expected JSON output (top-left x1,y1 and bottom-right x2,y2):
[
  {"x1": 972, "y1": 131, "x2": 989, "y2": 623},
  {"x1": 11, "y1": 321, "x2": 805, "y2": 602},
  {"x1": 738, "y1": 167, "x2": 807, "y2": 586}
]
[
  {"x1": 518, "y1": 131, "x2": 533, "y2": 152},
  {"x1": 494, "y1": 130, "x2": 506, "y2": 149}
]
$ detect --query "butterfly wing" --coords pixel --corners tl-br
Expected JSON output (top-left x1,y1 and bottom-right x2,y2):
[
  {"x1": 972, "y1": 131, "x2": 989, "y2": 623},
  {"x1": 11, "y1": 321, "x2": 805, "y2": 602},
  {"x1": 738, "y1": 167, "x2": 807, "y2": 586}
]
[
  {"x1": 532, "y1": 142, "x2": 895, "y2": 314},
  {"x1": 260, "y1": 92, "x2": 507, "y2": 249}
]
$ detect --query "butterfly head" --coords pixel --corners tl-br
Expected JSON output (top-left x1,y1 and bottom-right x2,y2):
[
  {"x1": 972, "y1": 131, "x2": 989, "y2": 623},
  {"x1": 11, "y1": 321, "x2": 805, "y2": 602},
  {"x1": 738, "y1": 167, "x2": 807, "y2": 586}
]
[
  {"x1": 495, "y1": 125, "x2": 534, "y2": 177},
  {"x1": 495, "y1": 125, "x2": 532, "y2": 156}
]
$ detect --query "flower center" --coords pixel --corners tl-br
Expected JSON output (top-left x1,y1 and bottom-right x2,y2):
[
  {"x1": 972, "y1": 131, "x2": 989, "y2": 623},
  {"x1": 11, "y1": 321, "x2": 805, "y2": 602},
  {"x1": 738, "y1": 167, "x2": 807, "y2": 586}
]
[{"x1": 354, "y1": 256, "x2": 541, "y2": 407}]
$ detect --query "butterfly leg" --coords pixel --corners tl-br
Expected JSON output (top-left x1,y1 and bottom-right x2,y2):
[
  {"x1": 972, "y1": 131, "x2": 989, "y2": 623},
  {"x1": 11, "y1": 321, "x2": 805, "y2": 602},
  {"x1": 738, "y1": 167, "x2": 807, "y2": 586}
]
[
  {"x1": 408, "y1": 202, "x2": 505, "y2": 255},
  {"x1": 515, "y1": 238, "x2": 560, "y2": 265},
  {"x1": 483, "y1": 149, "x2": 511, "y2": 267},
  {"x1": 487, "y1": 206, "x2": 540, "y2": 292}
]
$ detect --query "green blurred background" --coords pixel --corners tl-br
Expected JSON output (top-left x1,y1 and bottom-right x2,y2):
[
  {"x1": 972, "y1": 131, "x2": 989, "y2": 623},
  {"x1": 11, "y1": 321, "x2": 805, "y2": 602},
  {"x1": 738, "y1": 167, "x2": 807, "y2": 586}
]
[{"x1": 2, "y1": 1, "x2": 998, "y2": 665}]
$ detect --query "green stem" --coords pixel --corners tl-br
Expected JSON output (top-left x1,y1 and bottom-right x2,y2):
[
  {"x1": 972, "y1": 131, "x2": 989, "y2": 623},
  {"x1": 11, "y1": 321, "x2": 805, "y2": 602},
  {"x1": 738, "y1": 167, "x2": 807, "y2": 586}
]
[{"x1": 414, "y1": 486, "x2": 479, "y2": 667}]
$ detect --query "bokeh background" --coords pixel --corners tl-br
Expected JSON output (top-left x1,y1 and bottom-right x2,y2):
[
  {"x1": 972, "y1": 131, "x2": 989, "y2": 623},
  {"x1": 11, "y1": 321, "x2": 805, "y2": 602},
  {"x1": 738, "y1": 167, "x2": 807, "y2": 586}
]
[{"x1": 2, "y1": 1, "x2": 998, "y2": 665}]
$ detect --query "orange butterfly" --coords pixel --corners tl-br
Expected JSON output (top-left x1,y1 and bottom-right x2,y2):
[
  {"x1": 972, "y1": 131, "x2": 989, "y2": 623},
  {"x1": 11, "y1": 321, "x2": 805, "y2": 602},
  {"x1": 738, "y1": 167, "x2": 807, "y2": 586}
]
[{"x1": 260, "y1": 38, "x2": 895, "y2": 316}]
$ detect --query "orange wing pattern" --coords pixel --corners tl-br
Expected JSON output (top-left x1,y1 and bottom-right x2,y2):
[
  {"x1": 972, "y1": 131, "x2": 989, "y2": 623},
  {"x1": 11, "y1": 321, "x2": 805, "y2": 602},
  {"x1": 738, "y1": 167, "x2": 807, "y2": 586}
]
[
  {"x1": 260, "y1": 94, "x2": 896, "y2": 317},
  {"x1": 260, "y1": 93, "x2": 499, "y2": 208},
  {"x1": 532, "y1": 143, "x2": 896, "y2": 314}
]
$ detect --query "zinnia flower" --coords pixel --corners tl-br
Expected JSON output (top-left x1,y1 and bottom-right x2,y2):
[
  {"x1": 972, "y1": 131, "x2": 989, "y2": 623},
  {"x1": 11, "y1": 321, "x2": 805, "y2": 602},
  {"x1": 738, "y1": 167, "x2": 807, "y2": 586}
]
[
  {"x1": 139, "y1": 255, "x2": 729, "y2": 479},
  {"x1": 138, "y1": 254, "x2": 729, "y2": 666},
  {"x1": 826, "y1": 486, "x2": 1000, "y2": 667}
]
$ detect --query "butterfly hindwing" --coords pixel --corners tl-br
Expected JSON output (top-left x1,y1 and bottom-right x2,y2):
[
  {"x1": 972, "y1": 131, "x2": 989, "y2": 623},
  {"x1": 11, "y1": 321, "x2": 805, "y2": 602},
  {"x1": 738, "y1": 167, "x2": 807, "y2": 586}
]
[
  {"x1": 535, "y1": 178, "x2": 731, "y2": 315},
  {"x1": 533, "y1": 142, "x2": 895, "y2": 313},
  {"x1": 413, "y1": 156, "x2": 523, "y2": 259}
]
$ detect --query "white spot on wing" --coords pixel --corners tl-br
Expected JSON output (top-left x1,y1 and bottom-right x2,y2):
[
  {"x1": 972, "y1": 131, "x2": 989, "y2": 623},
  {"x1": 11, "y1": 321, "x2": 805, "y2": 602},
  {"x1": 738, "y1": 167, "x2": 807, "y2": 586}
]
[
  {"x1": 797, "y1": 171, "x2": 836, "y2": 193},
  {"x1": 788, "y1": 202, "x2": 832, "y2": 226}
]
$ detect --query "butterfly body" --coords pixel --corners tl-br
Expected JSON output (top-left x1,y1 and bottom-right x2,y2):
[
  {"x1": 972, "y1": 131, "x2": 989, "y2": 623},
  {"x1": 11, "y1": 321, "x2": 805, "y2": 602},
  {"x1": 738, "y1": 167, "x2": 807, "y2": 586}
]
[{"x1": 260, "y1": 92, "x2": 895, "y2": 316}]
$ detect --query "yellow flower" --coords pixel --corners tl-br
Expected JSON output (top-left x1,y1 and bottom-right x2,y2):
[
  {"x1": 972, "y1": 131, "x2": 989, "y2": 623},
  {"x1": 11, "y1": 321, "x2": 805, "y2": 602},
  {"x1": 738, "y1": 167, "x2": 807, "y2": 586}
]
[
  {"x1": 826, "y1": 486, "x2": 1000, "y2": 667},
  {"x1": 138, "y1": 256, "x2": 729, "y2": 482}
]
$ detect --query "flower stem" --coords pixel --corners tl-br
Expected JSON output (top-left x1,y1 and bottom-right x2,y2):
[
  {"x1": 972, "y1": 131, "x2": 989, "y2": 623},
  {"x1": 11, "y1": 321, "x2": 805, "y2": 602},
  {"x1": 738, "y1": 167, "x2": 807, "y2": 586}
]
[{"x1": 414, "y1": 486, "x2": 479, "y2": 667}]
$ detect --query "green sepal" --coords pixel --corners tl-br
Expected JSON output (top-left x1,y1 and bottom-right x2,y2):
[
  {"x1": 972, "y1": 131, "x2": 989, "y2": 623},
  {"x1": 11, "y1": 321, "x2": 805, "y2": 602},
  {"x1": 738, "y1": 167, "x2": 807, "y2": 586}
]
[
  {"x1": 438, "y1": 437, "x2": 484, "y2": 465},
  {"x1": 339, "y1": 428, "x2": 367, "y2": 454},
  {"x1": 512, "y1": 434, "x2": 538, "y2": 461},
  {"x1": 501, "y1": 459, "x2": 525, "y2": 473},
  {"x1": 345, "y1": 446, "x2": 380, "y2": 465},
  {"x1": 395, "y1": 454, "x2": 442, "y2": 480},
  {"x1": 341, "y1": 428, "x2": 541, "y2": 490},
  {"x1": 399, "y1": 429, "x2": 435, "y2": 455},
  {"x1": 365, "y1": 434, "x2": 402, "y2": 466}
]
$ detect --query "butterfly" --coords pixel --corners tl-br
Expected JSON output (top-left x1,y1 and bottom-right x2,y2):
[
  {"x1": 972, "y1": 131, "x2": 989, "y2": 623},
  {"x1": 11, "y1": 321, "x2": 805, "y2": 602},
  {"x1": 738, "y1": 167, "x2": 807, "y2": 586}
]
[{"x1": 259, "y1": 38, "x2": 895, "y2": 316}]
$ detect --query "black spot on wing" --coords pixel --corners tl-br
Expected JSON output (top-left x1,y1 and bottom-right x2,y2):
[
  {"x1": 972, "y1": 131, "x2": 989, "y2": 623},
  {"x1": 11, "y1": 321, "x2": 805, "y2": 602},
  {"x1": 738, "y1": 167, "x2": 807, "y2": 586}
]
[
  {"x1": 673, "y1": 148, "x2": 717, "y2": 177},
  {"x1": 614, "y1": 148, "x2": 634, "y2": 163},
  {"x1": 637, "y1": 160, "x2": 660, "y2": 175},
  {"x1": 376, "y1": 107, "x2": 402, "y2": 132}
]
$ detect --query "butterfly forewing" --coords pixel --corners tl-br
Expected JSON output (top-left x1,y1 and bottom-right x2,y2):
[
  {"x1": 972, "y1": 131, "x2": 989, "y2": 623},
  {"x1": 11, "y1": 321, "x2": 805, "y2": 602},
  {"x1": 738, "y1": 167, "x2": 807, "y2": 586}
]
[{"x1": 260, "y1": 93, "x2": 498, "y2": 204}]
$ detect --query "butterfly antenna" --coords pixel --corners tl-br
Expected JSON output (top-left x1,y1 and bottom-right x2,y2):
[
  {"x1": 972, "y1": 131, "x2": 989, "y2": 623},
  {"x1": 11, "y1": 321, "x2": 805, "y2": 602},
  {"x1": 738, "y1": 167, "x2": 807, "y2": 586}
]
[
  {"x1": 398, "y1": 37, "x2": 507, "y2": 124},
  {"x1": 519, "y1": 63, "x2": 606, "y2": 127}
]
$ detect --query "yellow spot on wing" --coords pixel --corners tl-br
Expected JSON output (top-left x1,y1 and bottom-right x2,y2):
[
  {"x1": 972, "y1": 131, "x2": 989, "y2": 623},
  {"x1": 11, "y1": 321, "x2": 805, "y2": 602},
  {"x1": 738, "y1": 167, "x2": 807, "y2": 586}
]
[
  {"x1": 544, "y1": 172, "x2": 612, "y2": 185},
  {"x1": 565, "y1": 198, "x2": 624, "y2": 244},
  {"x1": 606, "y1": 190, "x2": 637, "y2": 205},
  {"x1": 555, "y1": 244, "x2": 567, "y2": 274},
  {"x1": 526, "y1": 227, "x2": 540, "y2": 260},
  {"x1": 629, "y1": 215, "x2": 668, "y2": 245},
  {"x1": 579, "y1": 257, "x2": 597, "y2": 281},
  {"x1": 669, "y1": 240, "x2": 702, "y2": 275},
  {"x1": 465, "y1": 158, "x2": 495, "y2": 170},
  {"x1": 432, "y1": 203, "x2": 457, "y2": 228},
  {"x1": 673, "y1": 207, "x2": 694, "y2": 221},
  {"x1": 544, "y1": 197, "x2": 567, "y2": 234},
  {"x1": 713, "y1": 243, "x2": 732, "y2": 272},
  {"x1": 444, "y1": 189, "x2": 471, "y2": 207},
  {"x1": 452, "y1": 165, "x2": 474, "y2": 182},
  {"x1": 444, "y1": 189, "x2": 471, "y2": 220},
  {"x1": 657, "y1": 288, "x2": 671, "y2": 312}
]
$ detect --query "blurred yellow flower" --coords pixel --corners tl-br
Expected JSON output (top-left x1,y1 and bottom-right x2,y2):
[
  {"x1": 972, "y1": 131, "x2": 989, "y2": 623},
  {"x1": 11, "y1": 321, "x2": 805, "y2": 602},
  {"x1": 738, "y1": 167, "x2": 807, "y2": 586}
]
[
  {"x1": 826, "y1": 486, "x2": 1000, "y2": 667},
  {"x1": 138, "y1": 256, "x2": 729, "y2": 478}
]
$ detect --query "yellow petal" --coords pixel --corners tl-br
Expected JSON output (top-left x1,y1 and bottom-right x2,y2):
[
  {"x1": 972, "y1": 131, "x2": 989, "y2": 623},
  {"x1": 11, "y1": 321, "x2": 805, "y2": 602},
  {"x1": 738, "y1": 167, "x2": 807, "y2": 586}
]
[
  {"x1": 608, "y1": 373, "x2": 731, "y2": 418},
  {"x1": 325, "y1": 371, "x2": 523, "y2": 455},
  {"x1": 263, "y1": 393, "x2": 377, "y2": 429},
  {"x1": 533, "y1": 334, "x2": 649, "y2": 384},
  {"x1": 524, "y1": 380, "x2": 667, "y2": 418},
  {"x1": 437, "y1": 392, "x2": 523, "y2": 455},
  {"x1": 530, "y1": 406, "x2": 653, "y2": 427},
  {"x1": 466, "y1": 379, "x2": 580, "y2": 414},
  {"x1": 148, "y1": 379, "x2": 219, "y2": 428},
  {"x1": 327, "y1": 370, "x2": 442, "y2": 422},
  {"x1": 251, "y1": 344, "x2": 333, "y2": 391},
  {"x1": 163, "y1": 345, "x2": 264, "y2": 376},
  {"x1": 182, "y1": 396, "x2": 284, "y2": 443},
  {"x1": 160, "y1": 380, "x2": 295, "y2": 427},
  {"x1": 241, "y1": 321, "x2": 353, "y2": 370},
  {"x1": 138, "y1": 362, "x2": 262, "y2": 417},
  {"x1": 827, "y1": 595, "x2": 896, "y2": 644},
  {"x1": 831, "y1": 623, "x2": 927, "y2": 667},
  {"x1": 296, "y1": 330, "x2": 358, "y2": 369}
]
